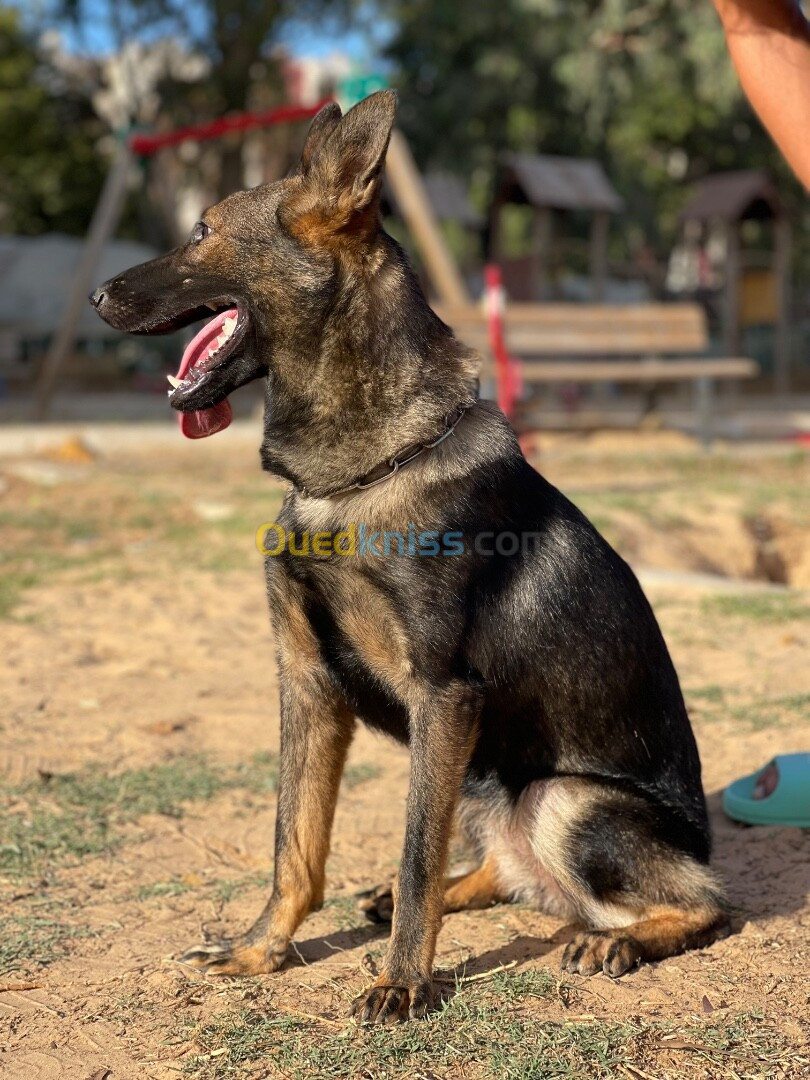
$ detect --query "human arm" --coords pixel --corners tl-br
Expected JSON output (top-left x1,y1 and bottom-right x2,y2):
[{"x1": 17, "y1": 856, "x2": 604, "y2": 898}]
[{"x1": 713, "y1": 0, "x2": 810, "y2": 188}]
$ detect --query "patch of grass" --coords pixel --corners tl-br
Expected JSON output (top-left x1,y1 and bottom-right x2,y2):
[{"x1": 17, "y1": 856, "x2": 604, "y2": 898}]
[
  {"x1": 0, "y1": 753, "x2": 279, "y2": 882},
  {"x1": 105, "y1": 991, "x2": 159, "y2": 1024},
  {"x1": 676, "y1": 1012, "x2": 798, "y2": 1075},
  {"x1": 0, "y1": 571, "x2": 39, "y2": 618},
  {"x1": 138, "y1": 872, "x2": 273, "y2": 907},
  {"x1": 198, "y1": 550, "x2": 254, "y2": 573},
  {"x1": 160, "y1": 504, "x2": 283, "y2": 575},
  {"x1": 572, "y1": 489, "x2": 654, "y2": 516},
  {"x1": 125, "y1": 512, "x2": 158, "y2": 530},
  {"x1": 342, "y1": 762, "x2": 382, "y2": 789},
  {"x1": 727, "y1": 694, "x2": 810, "y2": 732},
  {"x1": 323, "y1": 895, "x2": 366, "y2": 932},
  {"x1": 0, "y1": 758, "x2": 226, "y2": 879},
  {"x1": 687, "y1": 688, "x2": 810, "y2": 733},
  {"x1": 0, "y1": 914, "x2": 92, "y2": 975},
  {"x1": 483, "y1": 966, "x2": 562, "y2": 1002},
  {"x1": 229, "y1": 751, "x2": 279, "y2": 796},
  {"x1": 209, "y1": 872, "x2": 269, "y2": 904},
  {"x1": 63, "y1": 520, "x2": 98, "y2": 542},
  {"x1": 48, "y1": 760, "x2": 225, "y2": 820},
  {"x1": 779, "y1": 692, "x2": 810, "y2": 710},
  {"x1": 133, "y1": 878, "x2": 198, "y2": 901},
  {"x1": 0, "y1": 544, "x2": 127, "y2": 618},
  {"x1": 687, "y1": 685, "x2": 727, "y2": 704},
  {"x1": 183, "y1": 976, "x2": 792, "y2": 1080},
  {"x1": 700, "y1": 592, "x2": 810, "y2": 624}
]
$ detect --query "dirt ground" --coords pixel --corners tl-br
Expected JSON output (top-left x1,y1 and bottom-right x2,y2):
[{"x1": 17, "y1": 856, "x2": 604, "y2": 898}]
[{"x1": 1, "y1": 426, "x2": 808, "y2": 1079}]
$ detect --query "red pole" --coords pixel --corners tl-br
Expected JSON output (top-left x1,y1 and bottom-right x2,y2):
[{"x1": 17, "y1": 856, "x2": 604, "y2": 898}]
[{"x1": 484, "y1": 263, "x2": 521, "y2": 419}]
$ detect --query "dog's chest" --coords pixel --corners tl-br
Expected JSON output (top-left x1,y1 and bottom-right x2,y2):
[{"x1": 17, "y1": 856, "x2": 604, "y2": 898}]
[
  {"x1": 271, "y1": 553, "x2": 414, "y2": 742},
  {"x1": 317, "y1": 560, "x2": 413, "y2": 691}
]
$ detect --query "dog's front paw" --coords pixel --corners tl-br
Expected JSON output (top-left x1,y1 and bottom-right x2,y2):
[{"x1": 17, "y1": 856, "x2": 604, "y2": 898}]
[
  {"x1": 180, "y1": 937, "x2": 287, "y2": 977},
  {"x1": 358, "y1": 883, "x2": 394, "y2": 924},
  {"x1": 561, "y1": 930, "x2": 643, "y2": 978},
  {"x1": 349, "y1": 977, "x2": 433, "y2": 1024}
]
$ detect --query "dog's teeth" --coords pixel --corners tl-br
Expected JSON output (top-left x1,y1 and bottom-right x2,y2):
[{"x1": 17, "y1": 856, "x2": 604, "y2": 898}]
[
  {"x1": 222, "y1": 316, "x2": 236, "y2": 336},
  {"x1": 167, "y1": 375, "x2": 182, "y2": 388},
  {"x1": 205, "y1": 303, "x2": 219, "y2": 311}
]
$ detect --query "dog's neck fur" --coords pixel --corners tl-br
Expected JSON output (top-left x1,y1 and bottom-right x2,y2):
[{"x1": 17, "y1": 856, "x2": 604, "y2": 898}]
[{"x1": 259, "y1": 232, "x2": 479, "y2": 496}]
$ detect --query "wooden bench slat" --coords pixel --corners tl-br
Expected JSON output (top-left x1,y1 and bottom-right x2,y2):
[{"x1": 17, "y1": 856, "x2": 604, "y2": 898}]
[
  {"x1": 450, "y1": 330, "x2": 708, "y2": 355},
  {"x1": 503, "y1": 329, "x2": 707, "y2": 354},
  {"x1": 437, "y1": 302, "x2": 707, "y2": 327},
  {"x1": 518, "y1": 359, "x2": 758, "y2": 384},
  {"x1": 435, "y1": 301, "x2": 710, "y2": 356}
]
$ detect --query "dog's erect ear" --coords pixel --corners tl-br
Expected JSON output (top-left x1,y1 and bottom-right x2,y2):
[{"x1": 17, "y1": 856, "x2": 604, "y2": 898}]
[
  {"x1": 309, "y1": 90, "x2": 397, "y2": 212},
  {"x1": 298, "y1": 102, "x2": 343, "y2": 175}
]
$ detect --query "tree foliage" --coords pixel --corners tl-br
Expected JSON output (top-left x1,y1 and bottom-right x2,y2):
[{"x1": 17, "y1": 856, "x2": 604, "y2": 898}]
[
  {"x1": 385, "y1": 0, "x2": 794, "y2": 256},
  {"x1": 3, "y1": 0, "x2": 802, "y2": 263},
  {"x1": 0, "y1": 8, "x2": 107, "y2": 235}
]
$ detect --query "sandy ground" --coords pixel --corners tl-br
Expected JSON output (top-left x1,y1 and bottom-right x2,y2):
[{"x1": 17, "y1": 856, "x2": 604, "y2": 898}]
[{"x1": 0, "y1": 427, "x2": 808, "y2": 1079}]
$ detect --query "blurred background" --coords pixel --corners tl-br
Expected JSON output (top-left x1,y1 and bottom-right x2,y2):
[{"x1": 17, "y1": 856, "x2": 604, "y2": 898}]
[{"x1": 0, "y1": 0, "x2": 808, "y2": 432}]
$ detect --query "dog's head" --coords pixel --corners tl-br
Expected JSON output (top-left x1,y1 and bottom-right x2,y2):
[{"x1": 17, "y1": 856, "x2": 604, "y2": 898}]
[{"x1": 90, "y1": 91, "x2": 398, "y2": 437}]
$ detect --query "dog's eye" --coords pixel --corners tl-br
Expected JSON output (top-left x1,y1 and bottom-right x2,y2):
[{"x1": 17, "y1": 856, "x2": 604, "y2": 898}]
[{"x1": 189, "y1": 221, "x2": 211, "y2": 245}]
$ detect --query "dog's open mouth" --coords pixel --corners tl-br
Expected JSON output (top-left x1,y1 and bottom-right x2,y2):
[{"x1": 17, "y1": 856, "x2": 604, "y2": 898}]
[{"x1": 167, "y1": 305, "x2": 248, "y2": 439}]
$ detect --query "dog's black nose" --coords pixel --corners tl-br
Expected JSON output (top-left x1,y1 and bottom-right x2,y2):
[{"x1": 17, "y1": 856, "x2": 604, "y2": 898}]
[{"x1": 89, "y1": 287, "x2": 106, "y2": 309}]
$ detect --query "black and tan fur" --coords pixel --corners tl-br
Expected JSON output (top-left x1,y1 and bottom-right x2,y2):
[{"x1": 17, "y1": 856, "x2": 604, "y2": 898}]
[{"x1": 90, "y1": 91, "x2": 729, "y2": 1024}]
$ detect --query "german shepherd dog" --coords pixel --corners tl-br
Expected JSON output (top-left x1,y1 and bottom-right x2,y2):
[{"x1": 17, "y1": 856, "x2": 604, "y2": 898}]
[{"x1": 90, "y1": 91, "x2": 729, "y2": 1024}]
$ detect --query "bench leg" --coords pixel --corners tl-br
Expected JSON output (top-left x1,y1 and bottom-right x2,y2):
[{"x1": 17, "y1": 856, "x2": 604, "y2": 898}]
[{"x1": 696, "y1": 376, "x2": 714, "y2": 450}]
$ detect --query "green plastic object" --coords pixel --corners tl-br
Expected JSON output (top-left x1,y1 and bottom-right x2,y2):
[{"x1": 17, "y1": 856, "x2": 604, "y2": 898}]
[
  {"x1": 723, "y1": 752, "x2": 810, "y2": 827},
  {"x1": 337, "y1": 73, "x2": 389, "y2": 110}
]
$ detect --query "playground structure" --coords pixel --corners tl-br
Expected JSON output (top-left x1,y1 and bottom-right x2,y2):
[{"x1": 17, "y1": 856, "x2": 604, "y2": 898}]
[
  {"x1": 489, "y1": 153, "x2": 624, "y2": 302},
  {"x1": 679, "y1": 170, "x2": 792, "y2": 394},
  {"x1": 32, "y1": 96, "x2": 763, "y2": 437}
]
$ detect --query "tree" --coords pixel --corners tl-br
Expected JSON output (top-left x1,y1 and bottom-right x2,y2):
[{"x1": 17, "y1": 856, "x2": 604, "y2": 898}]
[
  {"x1": 553, "y1": 0, "x2": 792, "y2": 241},
  {"x1": 52, "y1": 0, "x2": 355, "y2": 198},
  {"x1": 384, "y1": 0, "x2": 794, "y2": 260},
  {"x1": 0, "y1": 8, "x2": 107, "y2": 235},
  {"x1": 386, "y1": 0, "x2": 576, "y2": 176}
]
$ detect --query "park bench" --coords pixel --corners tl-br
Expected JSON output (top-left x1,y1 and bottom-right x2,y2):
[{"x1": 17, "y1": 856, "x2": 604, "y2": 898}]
[{"x1": 434, "y1": 302, "x2": 758, "y2": 446}]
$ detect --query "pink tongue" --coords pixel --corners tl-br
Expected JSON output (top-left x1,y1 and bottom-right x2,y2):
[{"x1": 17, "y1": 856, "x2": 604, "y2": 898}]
[{"x1": 174, "y1": 308, "x2": 236, "y2": 439}]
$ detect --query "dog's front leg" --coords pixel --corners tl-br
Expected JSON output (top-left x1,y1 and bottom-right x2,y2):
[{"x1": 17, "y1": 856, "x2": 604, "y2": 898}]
[
  {"x1": 181, "y1": 616, "x2": 354, "y2": 976},
  {"x1": 350, "y1": 682, "x2": 480, "y2": 1024}
]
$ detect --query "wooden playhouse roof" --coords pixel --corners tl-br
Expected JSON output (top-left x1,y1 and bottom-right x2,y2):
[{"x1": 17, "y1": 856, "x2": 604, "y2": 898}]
[
  {"x1": 680, "y1": 170, "x2": 784, "y2": 223},
  {"x1": 497, "y1": 153, "x2": 624, "y2": 213}
]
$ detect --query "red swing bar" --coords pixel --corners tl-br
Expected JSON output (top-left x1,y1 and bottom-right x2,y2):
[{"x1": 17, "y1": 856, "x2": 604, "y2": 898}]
[{"x1": 128, "y1": 98, "x2": 333, "y2": 157}]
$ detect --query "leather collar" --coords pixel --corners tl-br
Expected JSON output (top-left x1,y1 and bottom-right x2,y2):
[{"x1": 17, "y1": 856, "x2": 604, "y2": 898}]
[{"x1": 298, "y1": 383, "x2": 479, "y2": 500}]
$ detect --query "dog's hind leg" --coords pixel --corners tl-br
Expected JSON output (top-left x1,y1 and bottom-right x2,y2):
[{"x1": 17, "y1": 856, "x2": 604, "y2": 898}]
[
  {"x1": 360, "y1": 790, "x2": 516, "y2": 923},
  {"x1": 360, "y1": 858, "x2": 509, "y2": 923},
  {"x1": 526, "y1": 777, "x2": 730, "y2": 978},
  {"x1": 561, "y1": 905, "x2": 729, "y2": 978},
  {"x1": 443, "y1": 857, "x2": 511, "y2": 912}
]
